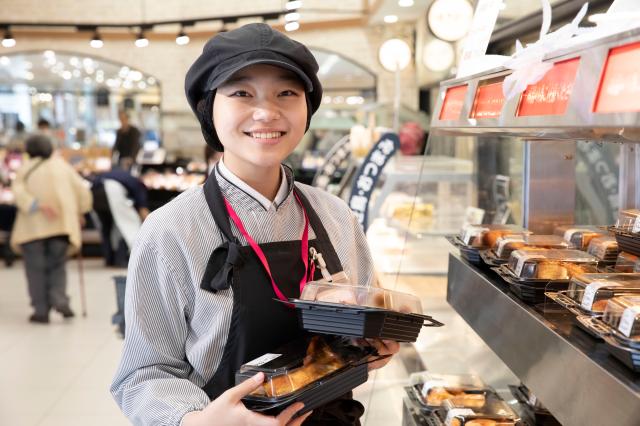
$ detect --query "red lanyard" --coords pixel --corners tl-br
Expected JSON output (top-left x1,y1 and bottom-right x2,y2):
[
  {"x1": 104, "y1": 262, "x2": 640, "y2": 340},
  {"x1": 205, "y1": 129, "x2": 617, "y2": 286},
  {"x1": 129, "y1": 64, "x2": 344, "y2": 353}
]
[{"x1": 224, "y1": 192, "x2": 310, "y2": 304}]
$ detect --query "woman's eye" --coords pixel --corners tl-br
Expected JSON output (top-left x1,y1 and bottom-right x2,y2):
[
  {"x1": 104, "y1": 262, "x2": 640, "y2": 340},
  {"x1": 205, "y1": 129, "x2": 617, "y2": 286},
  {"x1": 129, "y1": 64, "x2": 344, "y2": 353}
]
[
  {"x1": 280, "y1": 90, "x2": 298, "y2": 97},
  {"x1": 231, "y1": 90, "x2": 250, "y2": 97}
]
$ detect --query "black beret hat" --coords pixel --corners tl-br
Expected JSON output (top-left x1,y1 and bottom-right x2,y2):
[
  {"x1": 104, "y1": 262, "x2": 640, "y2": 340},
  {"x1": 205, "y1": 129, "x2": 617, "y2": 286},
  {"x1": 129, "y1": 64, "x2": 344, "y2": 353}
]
[{"x1": 185, "y1": 23, "x2": 323, "y2": 150}]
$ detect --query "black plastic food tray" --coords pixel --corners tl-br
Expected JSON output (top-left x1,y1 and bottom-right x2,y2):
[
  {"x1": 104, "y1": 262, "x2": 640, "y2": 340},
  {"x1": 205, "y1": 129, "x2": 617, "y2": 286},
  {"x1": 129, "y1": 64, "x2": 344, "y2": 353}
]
[
  {"x1": 494, "y1": 267, "x2": 568, "y2": 304},
  {"x1": 509, "y1": 385, "x2": 561, "y2": 426},
  {"x1": 289, "y1": 300, "x2": 443, "y2": 342},
  {"x1": 603, "y1": 335, "x2": 640, "y2": 373},
  {"x1": 445, "y1": 235, "x2": 482, "y2": 265},
  {"x1": 479, "y1": 249, "x2": 508, "y2": 267},
  {"x1": 244, "y1": 362, "x2": 368, "y2": 416},
  {"x1": 403, "y1": 387, "x2": 445, "y2": 426},
  {"x1": 609, "y1": 227, "x2": 640, "y2": 257}
]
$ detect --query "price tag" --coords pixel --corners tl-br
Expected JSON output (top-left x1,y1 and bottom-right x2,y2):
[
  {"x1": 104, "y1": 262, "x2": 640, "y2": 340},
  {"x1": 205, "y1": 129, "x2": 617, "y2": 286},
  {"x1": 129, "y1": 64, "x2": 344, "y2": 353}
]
[
  {"x1": 420, "y1": 379, "x2": 446, "y2": 397},
  {"x1": 563, "y1": 228, "x2": 581, "y2": 243},
  {"x1": 445, "y1": 408, "x2": 476, "y2": 426},
  {"x1": 462, "y1": 226, "x2": 487, "y2": 246},
  {"x1": 514, "y1": 252, "x2": 545, "y2": 276},
  {"x1": 632, "y1": 216, "x2": 640, "y2": 233},
  {"x1": 618, "y1": 306, "x2": 640, "y2": 337},
  {"x1": 580, "y1": 281, "x2": 622, "y2": 310},
  {"x1": 527, "y1": 392, "x2": 538, "y2": 407},
  {"x1": 246, "y1": 353, "x2": 281, "y2": 367}
]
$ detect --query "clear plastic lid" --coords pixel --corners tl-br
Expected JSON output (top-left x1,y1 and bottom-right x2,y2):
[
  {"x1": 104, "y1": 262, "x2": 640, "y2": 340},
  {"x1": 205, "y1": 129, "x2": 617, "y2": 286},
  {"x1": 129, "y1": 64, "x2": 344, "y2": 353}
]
[
  {"x1": 553, "y1": 225, "x2": 606, "y2": 250},
  {"x1": 442, "y1": 393, "x2": 518, "y2": 426},
  {"x1": 567, "y1": 273, "x2": 640, "y2": 312},
  {"x1": 602, "y1": 296, "x2": 640, "y2": 339},
  {"x1": 614, "y1": 252, "x2": 640, "y2": 273},
  {"x1": 507, "y1": 249, "x2": 599, "y2": 280},
  {"x1": 408, "y1": 372, "x2": 487, "y2": 408},
  {"x1": 586, "y1": 236, "x2": 619, "y2": 260},
  {"x1": 494, "y1": 235, "x2": 569, "y2": 259},
  {"x1": 614, "y1": 209, "x2": 640, "y2": 232},
  {"x1": 459, "y1": 224, "x2": 529, "y2": 248},
  {"x1": 299, "y1": 281, "x2": 422, "y2": 315},
  {"x1": 236, "y1": 336, "x2": 369, "y2": 400}
]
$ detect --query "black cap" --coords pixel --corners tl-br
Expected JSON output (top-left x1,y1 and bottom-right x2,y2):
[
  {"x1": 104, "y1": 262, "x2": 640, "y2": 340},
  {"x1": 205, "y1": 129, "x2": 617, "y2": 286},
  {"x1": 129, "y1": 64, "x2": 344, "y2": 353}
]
[{"x1": 185, "y1": 23, "x2": 323, "y2": 150}]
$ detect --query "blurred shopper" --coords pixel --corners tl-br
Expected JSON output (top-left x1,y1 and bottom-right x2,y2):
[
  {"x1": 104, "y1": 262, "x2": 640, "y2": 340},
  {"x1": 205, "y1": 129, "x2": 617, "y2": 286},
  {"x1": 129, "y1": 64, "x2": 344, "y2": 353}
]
[
  {"x1": 10, "y1": 134, "x2": 92, "y2": 323},
  {"x1": 7, "y1": 121, "x2": 27, "y2": 153},
  {"x1": 398, "y1": 121, "x2": 426, "y2": 156},
  {"x1": 92, "y1": 167, "x2": 149, "y2": 267},
  {"x1": 112, "y1": 111, "x2": 142, "y2": 170}
]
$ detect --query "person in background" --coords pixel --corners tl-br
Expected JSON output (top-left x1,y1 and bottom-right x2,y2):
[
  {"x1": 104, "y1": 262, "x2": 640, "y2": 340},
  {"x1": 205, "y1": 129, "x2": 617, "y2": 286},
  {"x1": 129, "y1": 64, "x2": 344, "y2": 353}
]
[
  {"x1": 92, "y1": 167, "x2": 149, "y2": 267},
  {"x1": 398, "y1": 121, "x2": 426, "y2": 156},
  {"x1": 7, "y1": 121, "x2": 27, "y2": 153},
  {"x1": 112, "y1": 111, "x2": 142, "y2": 170},
  {"x1": 10, "y1": 134, "x2": 92, "y2": 323},
  {"x1": 37, "y1": 118, "x2": 51, "y2": 133}
]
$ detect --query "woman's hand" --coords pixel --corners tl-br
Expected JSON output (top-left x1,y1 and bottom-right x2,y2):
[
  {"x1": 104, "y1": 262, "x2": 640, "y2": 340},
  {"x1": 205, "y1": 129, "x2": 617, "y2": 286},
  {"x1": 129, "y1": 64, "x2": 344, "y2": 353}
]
[
  {"x1": 366, "y1": 339, "x2": 400, "y2": 371},
  {"x1": 181, "y1": 372, "x2": 313, "y2": 426}
]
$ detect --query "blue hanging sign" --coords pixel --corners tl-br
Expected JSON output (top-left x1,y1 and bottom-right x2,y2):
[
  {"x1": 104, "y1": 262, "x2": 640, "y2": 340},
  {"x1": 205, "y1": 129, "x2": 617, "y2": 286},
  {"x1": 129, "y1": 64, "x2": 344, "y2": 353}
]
[{"x1": 348, "y1": 132, "x2": 400, "y2": 231}]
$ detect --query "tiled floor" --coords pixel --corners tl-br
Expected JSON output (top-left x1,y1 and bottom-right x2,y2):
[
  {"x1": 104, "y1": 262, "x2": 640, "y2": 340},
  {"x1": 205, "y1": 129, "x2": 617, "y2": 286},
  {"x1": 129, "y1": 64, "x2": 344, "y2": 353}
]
[{"x1": 0, "y1": 259, "x2": 517, "y2": 425}]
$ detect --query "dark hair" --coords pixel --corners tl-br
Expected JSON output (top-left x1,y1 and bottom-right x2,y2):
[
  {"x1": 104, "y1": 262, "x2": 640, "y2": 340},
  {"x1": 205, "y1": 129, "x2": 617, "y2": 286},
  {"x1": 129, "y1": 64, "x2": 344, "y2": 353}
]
[
  {"x1": 16, "y1": 121, "x2": 25, "y2": 132},
  {"x1": 196, "y1": 90, "x2": 222, "y2": 151},
  {"x1": 37, "y1": 118, "x2": 51, "y2": 128},
  {"x1": 25, "y1": 134, "x2": 53, "y2": 159}
]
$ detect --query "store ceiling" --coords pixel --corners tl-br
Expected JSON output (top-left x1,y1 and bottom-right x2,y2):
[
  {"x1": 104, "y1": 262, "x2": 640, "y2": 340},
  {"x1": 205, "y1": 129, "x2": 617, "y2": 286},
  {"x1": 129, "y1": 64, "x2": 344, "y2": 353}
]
[{"x1": 0, "y1": 51, "x2": 159, "y2": 94}]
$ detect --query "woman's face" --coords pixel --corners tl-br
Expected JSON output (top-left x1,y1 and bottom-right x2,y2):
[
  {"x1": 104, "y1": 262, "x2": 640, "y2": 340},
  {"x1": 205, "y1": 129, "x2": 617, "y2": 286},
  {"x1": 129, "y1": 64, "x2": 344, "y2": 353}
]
[{"x1": 213, "y1": 64, "x2": 307, "y2": 173}]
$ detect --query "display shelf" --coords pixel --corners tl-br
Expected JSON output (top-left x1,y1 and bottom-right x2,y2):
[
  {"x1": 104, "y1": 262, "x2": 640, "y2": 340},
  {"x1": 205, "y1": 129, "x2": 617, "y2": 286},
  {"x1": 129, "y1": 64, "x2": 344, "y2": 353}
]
[
  {"x1": 431, "y1": 27, "x2": 640, "y2": 143},
  {"x1": 447, "y1": 254, "x2": 640, "y2": 426}
]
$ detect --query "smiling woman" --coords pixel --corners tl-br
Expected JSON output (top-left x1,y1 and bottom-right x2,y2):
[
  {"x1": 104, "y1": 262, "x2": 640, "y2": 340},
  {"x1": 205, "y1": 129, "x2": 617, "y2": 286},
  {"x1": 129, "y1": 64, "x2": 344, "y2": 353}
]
[{"x1": 110, "y1": 23, "x2": 398, "y2": 426}]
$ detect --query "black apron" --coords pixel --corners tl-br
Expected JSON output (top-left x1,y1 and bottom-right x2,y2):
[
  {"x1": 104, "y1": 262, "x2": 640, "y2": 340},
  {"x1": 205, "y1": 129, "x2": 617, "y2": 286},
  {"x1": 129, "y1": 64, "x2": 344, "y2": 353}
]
[{"x1": 199, "y1": 174, "x2": 365, "y2": 425}]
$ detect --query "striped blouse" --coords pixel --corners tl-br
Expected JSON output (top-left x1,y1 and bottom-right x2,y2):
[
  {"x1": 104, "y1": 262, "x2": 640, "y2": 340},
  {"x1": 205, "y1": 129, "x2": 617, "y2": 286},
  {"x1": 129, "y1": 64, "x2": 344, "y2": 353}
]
[{"x1": 110, "y1": 166, "x2": 375, "y2": 426}]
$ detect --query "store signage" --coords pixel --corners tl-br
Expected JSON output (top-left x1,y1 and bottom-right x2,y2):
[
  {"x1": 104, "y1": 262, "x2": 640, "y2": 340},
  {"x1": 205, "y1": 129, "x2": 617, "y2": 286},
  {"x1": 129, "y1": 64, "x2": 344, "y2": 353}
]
[
  {"x1": 470, "y1": 79, "x2": 505, "y2": 119},
  {"x1": 593, "y1": 41, "x2": 640, "y2": 113},
  {"x1": 516, "y1": 57, "x2": 581, "y2": 117},
  {"x1": 439, "y1": 85, "x2": 468, "y2": 121},
  {"x1": 312, "y1": 136, "x2": 351, "y2": 190},
  {"x1": 348, "y1": 133, "x2": 400, "y2": 230}
]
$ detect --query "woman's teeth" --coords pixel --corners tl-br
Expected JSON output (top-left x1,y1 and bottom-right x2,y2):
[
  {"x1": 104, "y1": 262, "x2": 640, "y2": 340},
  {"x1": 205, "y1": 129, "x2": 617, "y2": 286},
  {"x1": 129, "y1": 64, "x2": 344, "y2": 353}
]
[{"x1": 249, "y1": 132, "x2": 283, "y2": 139}]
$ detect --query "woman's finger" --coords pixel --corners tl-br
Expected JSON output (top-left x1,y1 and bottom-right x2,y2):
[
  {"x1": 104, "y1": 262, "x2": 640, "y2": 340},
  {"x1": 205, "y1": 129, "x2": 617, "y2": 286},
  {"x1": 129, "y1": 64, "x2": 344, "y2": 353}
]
[
  {"x1": 223, "y1": 372, "x2": 265, "y2": 403},
  {"x1": 276, "y1": 402, "x2": 305, "y2": 424},
  {"x1": 287, "y1": 410, "x2": 313, "y2": 426}
]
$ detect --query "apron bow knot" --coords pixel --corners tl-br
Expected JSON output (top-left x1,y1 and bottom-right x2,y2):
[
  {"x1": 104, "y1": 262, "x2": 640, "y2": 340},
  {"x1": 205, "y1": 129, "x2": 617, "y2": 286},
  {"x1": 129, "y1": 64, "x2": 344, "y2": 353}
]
[{"x1": 200, "y1": 241, "x2": 243, "y2": 293}]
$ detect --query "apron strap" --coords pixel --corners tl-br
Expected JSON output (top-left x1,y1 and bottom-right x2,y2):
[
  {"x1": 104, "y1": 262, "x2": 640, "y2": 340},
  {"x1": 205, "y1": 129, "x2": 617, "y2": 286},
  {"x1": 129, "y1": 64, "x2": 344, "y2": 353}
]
[
  {"x1": 293, "y1": 185, "x2": 332, "y2": 244},
  {"x1": 203, "y1": 169, "x2": 236, "y2": 243}
]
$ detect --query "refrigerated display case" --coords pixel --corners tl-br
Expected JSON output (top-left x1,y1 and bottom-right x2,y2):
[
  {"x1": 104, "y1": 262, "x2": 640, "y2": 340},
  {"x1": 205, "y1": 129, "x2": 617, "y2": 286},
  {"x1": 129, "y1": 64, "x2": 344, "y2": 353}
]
[{"x1": 418, "y1": 27, "x2": 640, "y2": 426}]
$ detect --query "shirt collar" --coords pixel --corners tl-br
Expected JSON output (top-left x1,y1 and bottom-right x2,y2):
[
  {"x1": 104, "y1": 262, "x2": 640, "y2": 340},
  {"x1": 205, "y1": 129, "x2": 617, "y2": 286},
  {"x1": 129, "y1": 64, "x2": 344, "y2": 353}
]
[{"x1": 216, "y1": 159, "x2": 293, "y2": 212}]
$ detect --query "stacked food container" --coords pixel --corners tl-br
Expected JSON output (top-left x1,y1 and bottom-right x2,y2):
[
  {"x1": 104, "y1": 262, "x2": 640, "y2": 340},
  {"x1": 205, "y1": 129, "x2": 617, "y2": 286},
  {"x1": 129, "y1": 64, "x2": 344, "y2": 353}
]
[{"x1": 236, "y1": 281, "x2": 443, "y2": 415}]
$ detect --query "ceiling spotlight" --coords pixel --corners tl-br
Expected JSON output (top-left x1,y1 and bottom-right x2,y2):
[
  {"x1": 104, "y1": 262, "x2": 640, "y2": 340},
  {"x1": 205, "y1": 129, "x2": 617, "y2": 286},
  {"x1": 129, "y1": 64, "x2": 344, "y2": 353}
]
[
  {"x1": 176, "y1": 29, "x2": 190, "y2": 45},
  {"x1": 285, "y1": 1, "x2": 302, "y2": 11},
  {"x1": 284, "y1": 21, "x2": 300, "y2": 32},
  {"x1": 90, "y1": 31, "x2": 103, "y2": 48},
  {"x1": 285, "y1": 12, "x2": 301, "y2": 22},
  {"x1": 384, "y1": 15, "x2": 399, "y2": 24},
  {"x1": 398, "y1": 0, "x2": 414, "y2": 6},
  {"x1": 135, "y1": 31, "x2": 149, "y2": 48},
  {"x1": 2, "y1": 29, "x2": 16, "y2": 48}
]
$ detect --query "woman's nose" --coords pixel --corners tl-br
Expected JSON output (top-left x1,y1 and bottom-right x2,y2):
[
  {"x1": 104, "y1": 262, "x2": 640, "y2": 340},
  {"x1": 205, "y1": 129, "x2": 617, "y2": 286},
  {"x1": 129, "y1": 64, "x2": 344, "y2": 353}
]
[{"x1": 252, "y1": 103, "x2": 280, "y2": 122}]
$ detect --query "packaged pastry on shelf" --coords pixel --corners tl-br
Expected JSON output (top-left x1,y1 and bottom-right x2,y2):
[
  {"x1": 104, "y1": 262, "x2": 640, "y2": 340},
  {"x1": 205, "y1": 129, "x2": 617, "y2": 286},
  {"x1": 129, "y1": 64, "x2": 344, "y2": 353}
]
[
  {"x1": 567, "y1": 273, "x2": 640, "y2": 313},
  {"x1": 493, "y1": 235, "x2": 568, "y2": 260},
  {"x1": 602, "y1": 295, "x2": 640, "y2": 338},
  {"x1": 458, "y1": 224, "x2": 529, "y2": 249},
  {"x1": 614, "y1": 209, "x2": 640, "y2": 232},
  {"x1": 506, "y1": 249, "x2": 599, "y2": 281},
  {"x1": 407, "y1": 372, "x2": 487, "y2": 409},
  {"x1": 442, "y1": 391, "x2": 518, "y2": 426},
  {"x1": 613, "y1": 252, "x2": 640, "y2": 273},
  {"x1": 586, "y1": 236, "x2": 619, "y2": 263},
  {"x1": 554, "y1": 225, "x2": 606, "y2": 250}
]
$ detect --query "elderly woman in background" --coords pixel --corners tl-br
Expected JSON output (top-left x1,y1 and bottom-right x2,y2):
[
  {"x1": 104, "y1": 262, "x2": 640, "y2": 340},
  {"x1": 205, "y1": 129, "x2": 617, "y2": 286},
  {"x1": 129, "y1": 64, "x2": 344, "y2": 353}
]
[{"x1": 10, "y1": 134, "x2": 92, "y2": 323}]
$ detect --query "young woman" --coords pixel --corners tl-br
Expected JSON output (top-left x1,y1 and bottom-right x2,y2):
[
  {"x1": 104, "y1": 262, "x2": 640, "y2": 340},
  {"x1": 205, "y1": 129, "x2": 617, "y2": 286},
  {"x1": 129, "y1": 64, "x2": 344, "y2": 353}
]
[{"x1": 111, "y1": 23, "x2": 399, "y2": 426}]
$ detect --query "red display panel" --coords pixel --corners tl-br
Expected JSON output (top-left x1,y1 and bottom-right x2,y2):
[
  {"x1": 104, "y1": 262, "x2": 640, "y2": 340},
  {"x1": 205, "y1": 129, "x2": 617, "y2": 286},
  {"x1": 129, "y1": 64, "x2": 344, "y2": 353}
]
[
  {"x1": 470, "y1": 80, "x2": 505, "y2": 119},
  {"x1": 594, "y1": 41, "x2": 640, "y2": 113},
  {"x1": 439, "y1": 85, "x2": 468, "y2": 121},
  {"x1": 516, "y1": 58, "x2": 580, "y2": 117}
]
